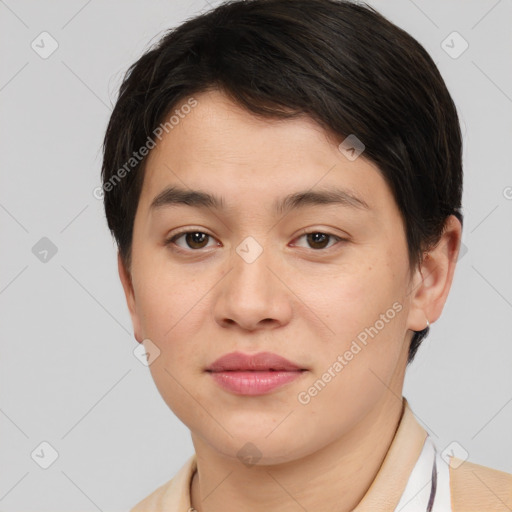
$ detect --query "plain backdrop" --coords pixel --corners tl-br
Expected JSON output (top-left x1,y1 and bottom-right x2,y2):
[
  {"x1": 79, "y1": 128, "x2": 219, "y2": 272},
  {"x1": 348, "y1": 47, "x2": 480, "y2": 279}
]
[{"x1": 1, "y1": 0, "x2": 511, "y2": 510}]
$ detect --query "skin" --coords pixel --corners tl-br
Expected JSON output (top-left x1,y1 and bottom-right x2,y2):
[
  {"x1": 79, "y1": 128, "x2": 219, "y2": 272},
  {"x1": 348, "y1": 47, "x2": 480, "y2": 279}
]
[{"x1": 118, "y1": 89, "x2": 462, "y2": 512}]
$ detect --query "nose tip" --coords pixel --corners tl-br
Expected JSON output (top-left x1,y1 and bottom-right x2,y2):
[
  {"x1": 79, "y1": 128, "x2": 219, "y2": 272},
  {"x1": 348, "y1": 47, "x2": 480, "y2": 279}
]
[{"x1": 220, "y1": 316, "x2": 278, "y2": 330}]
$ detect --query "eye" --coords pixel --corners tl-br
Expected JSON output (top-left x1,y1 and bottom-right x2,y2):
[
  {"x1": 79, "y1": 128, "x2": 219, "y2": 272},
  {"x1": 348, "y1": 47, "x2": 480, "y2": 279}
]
[
  {"x1": 165, "y1": 229, "x2": 346, "y2": 253},
  {"x1": 291, "y1": 231, "x2": 345, "y2": 250},
  {"x1": 165, "y1": 230, "x2": 219, "y2": 251}
]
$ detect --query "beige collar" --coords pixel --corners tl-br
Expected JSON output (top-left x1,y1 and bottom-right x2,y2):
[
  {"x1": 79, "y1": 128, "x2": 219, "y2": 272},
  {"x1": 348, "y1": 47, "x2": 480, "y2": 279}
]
[
  {"x1": 353, "y1": 397, "x2": 428, "y2": 511},
  {"x1": 132, "y1": 397, "x2": 434, "y2": 511}
]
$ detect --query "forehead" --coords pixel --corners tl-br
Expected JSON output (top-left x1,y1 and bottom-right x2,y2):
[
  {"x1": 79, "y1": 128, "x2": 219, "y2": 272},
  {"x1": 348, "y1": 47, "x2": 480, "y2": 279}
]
[{"x1": 138, "y1": 89, "x2": 394, "y2": 215}]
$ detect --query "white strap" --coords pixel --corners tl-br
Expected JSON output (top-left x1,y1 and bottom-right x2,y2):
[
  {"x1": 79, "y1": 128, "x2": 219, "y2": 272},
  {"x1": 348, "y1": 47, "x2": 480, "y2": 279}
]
[
  {"x1": 432, "y1": 449, "x2": 451, "y2": 511},
  {"x1": 393, "y1": 436, "x2": 452, "y2": 512}
]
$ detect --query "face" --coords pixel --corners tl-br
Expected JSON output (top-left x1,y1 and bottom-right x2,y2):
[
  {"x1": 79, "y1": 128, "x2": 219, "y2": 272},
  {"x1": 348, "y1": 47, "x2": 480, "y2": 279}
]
[{"x1": 120, "y1": 89, "x2": 421, "y2": 464}]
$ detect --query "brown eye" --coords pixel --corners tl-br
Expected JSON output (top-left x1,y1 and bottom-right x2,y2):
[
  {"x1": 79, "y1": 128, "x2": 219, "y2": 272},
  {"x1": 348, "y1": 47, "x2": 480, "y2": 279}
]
[
  {"x1": 184, "y1": 232, "x2": 209, "y2": 249},
  {"x1": 306, "y1": 232, "x2": 331, "y2": 249},
  {"x1": 166, "y1": 231, "x2": 216, "y2": 250},
  {"x1": 292, "y1": 231, "x2": 343, "y2": 250}
]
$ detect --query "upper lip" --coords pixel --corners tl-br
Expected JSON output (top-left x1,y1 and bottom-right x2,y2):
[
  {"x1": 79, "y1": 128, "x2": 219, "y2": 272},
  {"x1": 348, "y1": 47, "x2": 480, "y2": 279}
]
[{"x1": 206, "y1": 351, "x2": 305, "y2": 372}]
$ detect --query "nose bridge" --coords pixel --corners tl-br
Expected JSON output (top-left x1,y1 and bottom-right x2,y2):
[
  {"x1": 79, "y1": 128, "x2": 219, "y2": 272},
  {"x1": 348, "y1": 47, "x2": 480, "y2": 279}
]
[
  {"x1": 230, "y1": 234, "x2": 275, "y2": 301},
  {"x1": 214, "y1": 234, "x2": 291, "y2": 329}
]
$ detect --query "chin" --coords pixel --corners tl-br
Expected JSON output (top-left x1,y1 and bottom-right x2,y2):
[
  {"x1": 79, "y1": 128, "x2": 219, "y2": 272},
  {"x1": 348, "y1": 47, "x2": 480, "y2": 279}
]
[{"x1": 196, "y1": 424, "x2": 317, "y2": 467}]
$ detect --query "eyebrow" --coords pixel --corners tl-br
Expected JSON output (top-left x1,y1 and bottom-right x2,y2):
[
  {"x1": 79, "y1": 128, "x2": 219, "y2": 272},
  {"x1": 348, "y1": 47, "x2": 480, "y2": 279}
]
[{"x1": 149, "y1": 185, "x2": 370, "y2": 215}]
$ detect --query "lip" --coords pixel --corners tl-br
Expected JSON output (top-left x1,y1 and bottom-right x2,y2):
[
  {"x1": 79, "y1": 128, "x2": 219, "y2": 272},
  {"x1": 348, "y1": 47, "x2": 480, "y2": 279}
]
[
  {"x1": 207, "y1": 351, "x2": 304, "y2": 372},
  {"x1": 206, "y1": 351, "x2": 307, "y2": 396}
]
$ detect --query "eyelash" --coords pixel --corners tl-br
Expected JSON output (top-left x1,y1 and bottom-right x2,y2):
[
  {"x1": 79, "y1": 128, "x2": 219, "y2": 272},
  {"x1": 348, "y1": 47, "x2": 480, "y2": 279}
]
[{"x1": 164, "y1": 229, "x2": 347, "y2": 253}]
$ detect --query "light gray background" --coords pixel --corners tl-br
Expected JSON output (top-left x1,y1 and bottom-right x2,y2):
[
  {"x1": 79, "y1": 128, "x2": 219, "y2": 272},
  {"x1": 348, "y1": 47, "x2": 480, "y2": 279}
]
[{"x1": 1, "y1": 0, "x2": 511, "y2": 510}]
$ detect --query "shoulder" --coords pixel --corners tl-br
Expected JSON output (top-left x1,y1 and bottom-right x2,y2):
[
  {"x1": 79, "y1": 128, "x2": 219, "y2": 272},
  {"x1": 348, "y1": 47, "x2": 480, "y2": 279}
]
[
  {"x1": 129, "y1": 454, "x2": 197, "y2": 512},
  {"x1": 450, "y1": 457, "x2": 512, "y2": 512}
]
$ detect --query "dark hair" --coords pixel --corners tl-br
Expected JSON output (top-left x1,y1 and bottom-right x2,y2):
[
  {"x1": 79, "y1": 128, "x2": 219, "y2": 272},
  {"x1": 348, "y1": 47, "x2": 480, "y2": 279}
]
[{"x1": 101, "y1": 0, "x2": 463, "y2": 363}]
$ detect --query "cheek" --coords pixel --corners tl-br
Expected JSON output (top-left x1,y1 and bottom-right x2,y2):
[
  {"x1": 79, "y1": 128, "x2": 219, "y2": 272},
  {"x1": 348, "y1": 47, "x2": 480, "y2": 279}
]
[
  {"x1": 301, "y1": 260, "x2": 409, "y2": 391},
  {"x1": 291, "y1": 342, "x2": 402, "y2": 453},
  {"x1": 134, "y1": 260, "x2": 203, "y2": 338},
  {"x1": 303, "y1": 259, "x2": 405, "y2": 336}
]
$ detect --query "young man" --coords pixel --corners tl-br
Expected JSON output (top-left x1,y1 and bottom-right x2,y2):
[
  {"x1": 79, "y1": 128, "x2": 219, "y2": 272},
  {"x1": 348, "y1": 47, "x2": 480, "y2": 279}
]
[{"x1": 101, "y1": 0, "x2": 512, "y2": 510}]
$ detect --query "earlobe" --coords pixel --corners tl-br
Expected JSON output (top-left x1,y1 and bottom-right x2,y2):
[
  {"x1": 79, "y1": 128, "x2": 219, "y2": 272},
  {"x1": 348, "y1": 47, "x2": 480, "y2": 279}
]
[
  {"x1": 406, "y1": 215, "x2": 462, "y2": 332},
  {"x1": 117, "y1": 252, "x2": 143, "y2": 343}
]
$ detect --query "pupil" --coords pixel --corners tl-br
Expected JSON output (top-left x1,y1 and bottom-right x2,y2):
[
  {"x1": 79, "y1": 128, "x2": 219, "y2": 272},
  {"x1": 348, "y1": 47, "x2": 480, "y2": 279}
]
[
  {"x1": 308, "y1": 233, "x2": 328, "y2": 249},
  {"x1": 188, "y1": 232, "x2": 207, "y2": 248}
]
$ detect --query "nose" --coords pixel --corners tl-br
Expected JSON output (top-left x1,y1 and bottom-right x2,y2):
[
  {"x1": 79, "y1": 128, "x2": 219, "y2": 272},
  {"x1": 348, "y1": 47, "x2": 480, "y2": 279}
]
[{"x1": 213, "y1": 243, "x2": 293, "y2": 332}]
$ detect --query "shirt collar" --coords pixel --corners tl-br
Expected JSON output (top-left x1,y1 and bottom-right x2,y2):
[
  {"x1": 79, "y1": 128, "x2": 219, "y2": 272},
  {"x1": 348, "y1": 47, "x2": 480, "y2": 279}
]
[{"x1": 133, "y1": 397, "x2": 429, "y2": 512}]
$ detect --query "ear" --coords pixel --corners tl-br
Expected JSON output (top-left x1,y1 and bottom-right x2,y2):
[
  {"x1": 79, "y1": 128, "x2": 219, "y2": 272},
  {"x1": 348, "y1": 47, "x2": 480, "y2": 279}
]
[
  {"x1": 406, "y1": 215, "x2": 462, "y2": 331},
  {"x1": 117, "y1": 252, "x2": 143, "y2": 343}
]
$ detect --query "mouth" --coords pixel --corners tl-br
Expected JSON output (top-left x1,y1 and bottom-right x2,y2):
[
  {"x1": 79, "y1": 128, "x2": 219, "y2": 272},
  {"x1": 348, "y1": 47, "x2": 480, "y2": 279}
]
[
  {"x1": 206, "y1": 350, "x2": 305, "y2": 372},
  {"x1": 206, "y1": 351, "x2": 307, "y2": 395},
  {"x1": 207, "y1": 369, "x2": 307, "y2": 395}
]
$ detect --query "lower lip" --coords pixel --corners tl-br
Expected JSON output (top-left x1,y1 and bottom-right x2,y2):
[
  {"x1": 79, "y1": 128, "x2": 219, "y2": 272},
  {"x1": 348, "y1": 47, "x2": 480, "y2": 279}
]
[{"x1": 208, "y1": 370, "x2": 305, "y2": 395}]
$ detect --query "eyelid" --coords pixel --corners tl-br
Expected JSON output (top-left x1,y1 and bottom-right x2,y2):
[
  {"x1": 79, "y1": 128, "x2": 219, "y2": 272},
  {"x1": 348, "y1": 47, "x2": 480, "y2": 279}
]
[{"x1": 294, "y1": 227, "x2": 346, "y2": 238}]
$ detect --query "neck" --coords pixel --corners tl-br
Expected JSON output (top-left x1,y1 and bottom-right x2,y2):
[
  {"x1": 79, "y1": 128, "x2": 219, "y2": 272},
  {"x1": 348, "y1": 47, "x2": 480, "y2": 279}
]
[{"x1": 190, "y1": 392, "x2": 405, "y2": 512}]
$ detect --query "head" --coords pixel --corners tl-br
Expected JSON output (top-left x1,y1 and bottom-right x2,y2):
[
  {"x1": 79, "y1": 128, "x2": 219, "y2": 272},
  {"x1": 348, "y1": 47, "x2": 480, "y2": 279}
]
[{"x1": 102, "y1": 0, "x2": 463, "y2": 463}]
